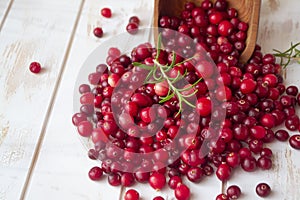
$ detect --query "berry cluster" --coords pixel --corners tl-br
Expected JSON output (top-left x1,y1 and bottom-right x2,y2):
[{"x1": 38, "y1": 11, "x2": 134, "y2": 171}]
[{"x1": 72, "y1": 0, "x2": 300, "y2": 199}]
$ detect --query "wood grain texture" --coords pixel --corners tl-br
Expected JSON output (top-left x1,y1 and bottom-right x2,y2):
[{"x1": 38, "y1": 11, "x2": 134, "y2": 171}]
[
  {"x1": 226, "y1": 1, "x2": 300, "y2": 199},
  {"x1": 0, "y1": 0, "x2": 13, "y2": 31},
  {"x1": 153, "y1": 0, "x2": 261, "y2": 63},
  {"x1": 0, "y1": 0, "x2": 82, "y2": 199},
  {"x1": 23, "y1": 0, "x2": 154, "y2": 199}
]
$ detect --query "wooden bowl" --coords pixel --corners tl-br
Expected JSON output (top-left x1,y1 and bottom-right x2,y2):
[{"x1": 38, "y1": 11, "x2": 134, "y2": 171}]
[{"x1": 154, "y1": 0, "x2": 261, "y2": 63}]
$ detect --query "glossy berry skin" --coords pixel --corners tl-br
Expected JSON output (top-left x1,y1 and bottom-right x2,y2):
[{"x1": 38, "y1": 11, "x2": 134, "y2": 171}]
[
  {"x1": 29, "y1": 62, "x2": 41, "y2": 73},
  {"x1": 174, "y1": 184, "x2": 190, "y2": 200},
  {"x1": 129, "y1": 16, "x2": 140, "y2": 25},
  {"x1": 240, "y1": 79, "x2": 257, "y2": 94},
  {"x1": 153, "y1": 197, "x2": 164, "y2": 200},
  {"x1": 241, "y1": 156, "x2": 257, "y2": 172},
  {"x1": 149, "y1": 172, "x2": 166, "y2": 190},
  {"x1": 275, "y1": 129, "x2": 289, "y2": 141},
  {"x1": 93, "y1": 27, "x2": 103, "y2": 38},
  {"x1": 215, "y1": 194, "x2": 229, "y2": 200},
  {"x1": 168, "y1": 176, "x2": 182, "y2": 189},
  {"x1": 101, "y1": 8, "x2": 112, "y2": 18},
  {"x1": 289, "y1": 135, "x2": 300, "y2": 150},
  {"x1": 216, "y1": 163, "x2": 231, "y2": 181},
  {"x1": 126, "y1": 23, "x2": 139, "y2": 34},
  {"x1": 256, "y1": 183, "x2": 271, "y2": 197},
  {"x1": 196, "y1": 97, "x2": 212, "y2": 116},
  {"x1": 88, "y1": 166, "x2": 103, "y2": 180},
  {"x1": 226, "y1": 185, "x2": 241, "y2": 199},
  {"x1": 124, "y1": 189, "x2": 140, "y2": 200},
  {"x1": 218, "y1": 20, "x2": 234, "y2": 36}
]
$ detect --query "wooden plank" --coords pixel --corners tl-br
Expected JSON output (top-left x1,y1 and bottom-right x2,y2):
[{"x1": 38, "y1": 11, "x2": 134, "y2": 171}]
[
  {"x1": 23, "y1": 0, "x2": 156, "y2": 199},
  {"x1": 0, "y1": 0, "x2": 13, "y2": 31},
  {"x1": 0, "y1": 0, "x2": 82, "y2": 199},
  {"x1": 227, "y1": 0, "x2": 300, "y2": 199}
]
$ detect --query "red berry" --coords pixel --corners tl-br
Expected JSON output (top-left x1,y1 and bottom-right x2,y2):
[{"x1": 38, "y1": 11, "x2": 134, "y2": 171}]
[
  {"x1": 174, "y1": 184, "x2": 190, "y2": 200},
  {"x1": 216, "y1": 163, "x2": 231, "y2": 181},
  {"x1": 149, "y1": 172, "x2": 166, "y2": 190},
  {"x1": 289, "y1": 135, "x2": 300, "y2": 150},
  {"x1": 129, "y1": 16, "x2": 140, "y2": 25},
  {"x1": 93, "y1": 27, "x2": 103, "y2": 38},
  {"x1": 88, "y1": 166, "x2": 103, "y2": 180},
  {"x1": 126, "y1": 23, "x2": 138, "y2": 34},
  {"x1": 153, "y1": 197, "x2": 164, "y2": 200},
  {"x1": 216, "y1": 194, "x2": 229, "y2": 200},
  {"x1": 29, "y1": 62, "x2": 41, "y2": 73},
  {"x1": 101, "y1": 7, "x2": 112, "y2": 18},
  {"x1": 256, "y1": 183, "x2": 271, "y2": 197},
  {"x1": 218, "y1": 20, "x2": 234, "y2": 36},
  {"x1": 124, "y1": 189, "x2": 140, "y2": 200},
  {"x1": 196, "y1": 97, "x2": 212, "y2": 116},
  {"x1": 226, "y1": 185, "x2": 241, "y2": 199}
]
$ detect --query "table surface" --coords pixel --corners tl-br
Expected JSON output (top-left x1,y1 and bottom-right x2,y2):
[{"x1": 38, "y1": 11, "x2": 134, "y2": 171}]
[{"x1": 1, "y1": 0, "x2": 300, "y2": 199}]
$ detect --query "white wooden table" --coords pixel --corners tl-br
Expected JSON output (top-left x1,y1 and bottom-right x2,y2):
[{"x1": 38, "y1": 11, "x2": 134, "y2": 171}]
[{"x1": 0, "y1": 0, "x2": 300, "y2": 199}]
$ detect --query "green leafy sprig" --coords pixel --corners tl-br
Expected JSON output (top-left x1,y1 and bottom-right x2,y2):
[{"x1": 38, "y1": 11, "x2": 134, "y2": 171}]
[
  {"x1": 273, "y1": 42, "x2": 300, "y2": 68},
  {"x1": 133, "y1": 34, "x2": 202, "y2": 116}
]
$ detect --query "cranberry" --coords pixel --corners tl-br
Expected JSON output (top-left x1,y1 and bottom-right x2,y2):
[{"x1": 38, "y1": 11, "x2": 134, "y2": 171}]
[
  {"x1": 124, "y1": 189, "x2": 140, "y2": 200},
  {"x1": 174, "y1": 184, "x2": 190, "y2": 200},
  {"x1": 168, "y1": 176, "x2": 182, "y2": 189},
  {"x1": 257, "y1": 156, "x2": 272, "y2": 170},
  {"x1": 216, "y1": 194, "x2": 229, "y2": 200},
  {"x1": 241, "y1": 156, "x2": 257, "y2": 172},
  {"x1": 100, "y1": 7, "x2": 112, "y2": 18},
  {"x1": 218, "y1": 20, "x2": 234, "y2": 36},
  {"x1": 126, "y1": 23, "x2": 138, "y2": 34},
  {"x1": 256, "y1": 183, "x2": 271, "y2": 197},
  {"x1": 285, "y1": 115, "x2": 300, "y2": 131},
  {"x1": 289, "y1": 135, "x2": 300, "y2": 150},
  {"x1": 108, "y1": 173, "x2": 121, "y2": 186},
  {"x1": 77, "y1": 121, "x2": 93, "y2": 137},
  {"x1": 93, "y1": 27, "x2": 103, "y2": 38},
  {"x1": 129, "y1": 16, "x2": 140, "y2": 25},
  {"x1": 286, "y1": 85, "x2": 298, "y2": 96},
  {"x1": 226, "y1": 185, "x2": 241, "y2": 199},
  {"x1": 275, "y1": 129, "x2": 289, "y2": 141},
  {"x1": 88, "y1": 166, "x2": 103, "y2": 180},
  {"x1": 186, "y1": 167, "x2": 204, "y2": 183},
  {"x1": 196, "y1": 97, "x2": 211, "y2": 116},
  {"x1": 153, "y1": 197, "x2": 164, "y2": 200},
  {"x1": 216, "y1": 163, "x2": 231, "y2": 181},
  {"x1": 226, "y1": 152, "x2": 240, "y2": 168},
  {"x1": 29, "y1": 62, "x2": 41, "y2": 73},
  {"x1": 121, "y1": 173, "x2": 135, "y2": 187},
  {"x1": 149, "y1": 172, "x2": 166, "y2": 190}
]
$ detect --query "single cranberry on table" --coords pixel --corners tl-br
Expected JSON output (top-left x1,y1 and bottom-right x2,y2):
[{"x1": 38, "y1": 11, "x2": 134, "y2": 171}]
[
  {"x1": 126, "y1": 23, "x2": 139, "y2": 34},
  {"x1": 174, "y1": 184, "x2": 190, "y2": 200},
  {"x1": 100, "y1": 7, "x2": 112, "y2": 18},
  {"x1": 29, "y1": 62, "x2": 41, "y2": 73},
  {"x1": 124, "y1": 189, "x2": 140, "y2": 200},
  {"x1": 256, "y1": 183, "x2": 271, "y2": 197},
  {"x1": 289, "y1": 135, "x2": 300, "y2": 150},
  {"x1": 93, "y1": 27, "x2": 104, "y2": 38},
  {"x1": 215, "y1": 193, "x2": 229, "y2": 200},
  {"x1": 226, "y1": 185, "x2": 241, "y2": 199},
  {"x1": 88, "y1": 166, "x2": 103, "y2": 181}
]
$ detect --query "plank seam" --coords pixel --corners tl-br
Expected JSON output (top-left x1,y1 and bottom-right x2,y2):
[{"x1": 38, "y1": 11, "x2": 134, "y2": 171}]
[
  {"x1": 19, "y1": 0, "x2": 86, "y2": 199},
  {"x1": 0, "y1": 0, "x2": 14, "y2": 32}
]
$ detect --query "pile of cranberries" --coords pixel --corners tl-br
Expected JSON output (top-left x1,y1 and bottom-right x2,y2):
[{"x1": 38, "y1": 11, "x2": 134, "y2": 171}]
[{"x1": 72, "y1": 0, "x2": 300, "y2": 199}]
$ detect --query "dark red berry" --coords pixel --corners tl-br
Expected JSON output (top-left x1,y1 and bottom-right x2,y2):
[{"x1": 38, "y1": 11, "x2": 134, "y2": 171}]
[
  {"x1": 93, "y1": 27, "x2": 103, "y2": 38},
  {"x1": 29, "y1": 62, "x2": 41, "y2": 73},
  {"x1": 88, "y1": 166, "x2": 103, "y2": 180},
  {"x1": 289, "y1": 135, "x2": 300, "y2": 150},
  {"x1": 226, "y1": 185, "x2": 241, "y2": 199},
  {"x1": 256, "y1": 183, "x2": 271, "y2": 197},
  {"x1": 126, "y1": 23, "x2": 138, "y2": 34}
]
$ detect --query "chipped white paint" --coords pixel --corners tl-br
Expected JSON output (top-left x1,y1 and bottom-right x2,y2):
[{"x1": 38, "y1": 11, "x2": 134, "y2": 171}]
[
  {"x1": 0, "y1": 0, "x2": 300, "y2": 199},
  {"x1": 0, "y1": 0, "x2": 82, "y2": 199}
]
